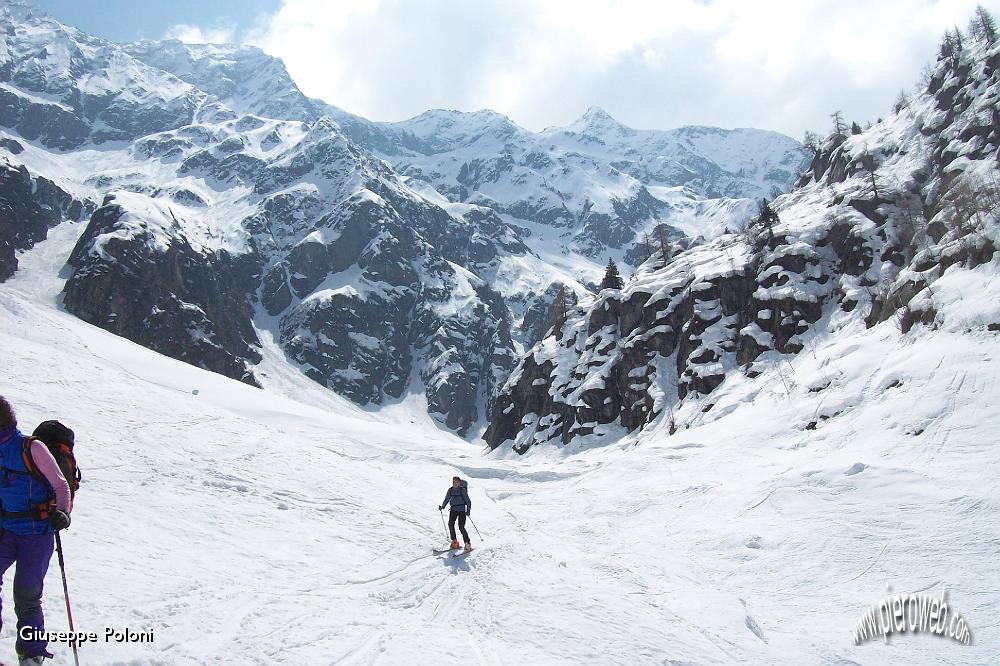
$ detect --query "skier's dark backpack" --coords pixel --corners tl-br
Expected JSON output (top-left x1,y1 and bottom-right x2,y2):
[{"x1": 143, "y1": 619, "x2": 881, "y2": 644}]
[{"x1": 23, "y1": 420, "x2": 81, "y2": 502}]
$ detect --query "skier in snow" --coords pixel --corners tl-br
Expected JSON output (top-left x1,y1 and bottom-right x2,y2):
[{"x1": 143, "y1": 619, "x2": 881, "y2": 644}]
[
  {"x1": 439, "y1": 476, "x2": 473, "y2": 552},
  {"x1": 0, "y1": 396, "x2": 72, "y2": 666}
]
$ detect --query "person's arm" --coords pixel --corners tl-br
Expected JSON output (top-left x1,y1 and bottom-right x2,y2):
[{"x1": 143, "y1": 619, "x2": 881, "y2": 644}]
[
  {"x1": 440, "y1": 490, "x2": 450, "y2": 510},
  {"x1": 463, "y1": 487, "x2": 471, "y2": 515},
  {"x1": 30, "y1": 441, "x2": 71, "y2": 513}
]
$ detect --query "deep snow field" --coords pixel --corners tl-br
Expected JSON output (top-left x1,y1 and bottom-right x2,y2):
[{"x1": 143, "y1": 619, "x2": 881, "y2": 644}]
[{"x1": 1, "y1": 221, "x2": 998, "y2": 665}]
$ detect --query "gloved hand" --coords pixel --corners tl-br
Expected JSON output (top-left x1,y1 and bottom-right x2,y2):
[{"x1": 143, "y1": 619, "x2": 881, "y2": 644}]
[
  {"x1": 49, "y1": 509, "x2": 71, "y2": 531},
  {"x1": 438, "y1": 505, "x2": 444, "y2": 511},
  {"x1": 467, "y1": 509, "x2": 471, "y2": 517}
]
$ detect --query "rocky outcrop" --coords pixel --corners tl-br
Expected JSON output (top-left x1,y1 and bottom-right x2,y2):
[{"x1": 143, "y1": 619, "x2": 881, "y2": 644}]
[
  {"x1": 64, "y1": 196, "x2": 262, "y2": 385},
  {"x1": 484, "y1": 229, "x2": 849, "y2": 452},
  {"x1": 271, "y1": 192, "x2": 518, "y2": 435},
  {"x1": 0, "y1": 160, "x2": 86, "y2": 281}
]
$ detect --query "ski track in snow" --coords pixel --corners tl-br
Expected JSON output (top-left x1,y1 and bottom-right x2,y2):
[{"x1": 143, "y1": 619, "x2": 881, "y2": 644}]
[{"x1": 1, "y1": 222, "x2": 998, "y2": 665}]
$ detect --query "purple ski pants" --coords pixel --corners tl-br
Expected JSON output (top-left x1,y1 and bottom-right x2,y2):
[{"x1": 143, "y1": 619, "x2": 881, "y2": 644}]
[{"x1": 0, "y1": 530, "x2": 55, "y2": 657}]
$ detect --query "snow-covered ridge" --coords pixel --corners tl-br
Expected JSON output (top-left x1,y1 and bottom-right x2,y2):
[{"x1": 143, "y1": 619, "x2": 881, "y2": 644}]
[
  {"x1": 122, "y1": 35, "x2": 806, "y2": 259},
  {"x1": 324, "y1": 104, "x2": 806, "y2": 258}
]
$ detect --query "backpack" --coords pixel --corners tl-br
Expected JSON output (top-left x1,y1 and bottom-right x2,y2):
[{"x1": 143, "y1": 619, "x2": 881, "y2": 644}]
[{"x1": 23, "y1": 420, "x2": 81, "y2": 500}]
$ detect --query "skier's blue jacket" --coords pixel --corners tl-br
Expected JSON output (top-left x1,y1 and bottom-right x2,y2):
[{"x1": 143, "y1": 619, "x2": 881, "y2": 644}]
[
  {"x1": 0, "y1": 428, "x2": 55, "y2": 535},
  {"x1": 441, "y1": 480, "x2": 471, "y2": 513}
]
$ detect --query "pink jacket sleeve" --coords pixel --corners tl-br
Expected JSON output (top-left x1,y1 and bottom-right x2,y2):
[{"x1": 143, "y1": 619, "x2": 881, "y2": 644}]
[{"x1": 30, "y1": 441, "x2": 72, "y2": 513}]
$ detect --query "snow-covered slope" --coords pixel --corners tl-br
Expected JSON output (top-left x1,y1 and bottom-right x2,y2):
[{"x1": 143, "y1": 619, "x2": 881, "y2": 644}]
[{"x1": 2, "y1": 168, "x2": 996, "y2": 665}]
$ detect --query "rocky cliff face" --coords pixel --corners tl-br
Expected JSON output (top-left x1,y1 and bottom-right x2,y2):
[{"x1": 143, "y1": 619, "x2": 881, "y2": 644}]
[
  {"x1": 57, "y1": 113, "x2": 524, "y2": 433},
  {"x1": 486, "y1": 28, "x2": 1000, "y2": 453},
  {"x1": 64, "y1": 193, "x2": 262, "y2": 384},
  {"x1": 0, "y1": 154, "x2": 87, "y2": 281}
]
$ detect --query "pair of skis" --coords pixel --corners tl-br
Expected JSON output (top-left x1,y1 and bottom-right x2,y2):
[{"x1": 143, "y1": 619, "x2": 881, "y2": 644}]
[{"x1": 433, "y1": 546, "x2": 474, "y2": 557}]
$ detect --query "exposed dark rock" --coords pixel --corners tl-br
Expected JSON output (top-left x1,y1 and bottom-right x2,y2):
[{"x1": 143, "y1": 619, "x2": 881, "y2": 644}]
[
  {"x1": 64, "y1": 199, "x2": 262, "y2": 385},
  {"x1": 0, "y1": 162, "x2": 85, "y2": 281}
]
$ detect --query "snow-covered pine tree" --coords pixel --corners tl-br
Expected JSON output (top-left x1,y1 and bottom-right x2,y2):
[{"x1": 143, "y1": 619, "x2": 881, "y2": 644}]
[
  {"x1": 655, "y1": 224, "x2": 672, "y2": 268},
  {"x1": 893, "y1": 89, "x2": 909, "y2": 114},
  {"x1": 548, "y1": 286, "x2": 569, "y2": 336},
  {"x1": 860, "y1": 147, "x2": 881, "y2": 199},
  {"x1": 803, "y1": 130, "x2": 820, "y2": 153},
  {"x1": 600, "y1": 258, "x2": 624, "y2": 290},
  {"x1": 830, "y1": 110, "x2": 847, "y2": 137},
  {"x1": 971, "y1": 4, "x2": 997, "y2": 44},
  {"x1": 754, "y1": 198, "x2": 780, "y2": 248}
]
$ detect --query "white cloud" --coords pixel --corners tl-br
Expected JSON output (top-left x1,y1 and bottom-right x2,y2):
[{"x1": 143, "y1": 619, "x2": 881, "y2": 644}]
[
  {"x1": 221, "y1": 0, "x2": 1000, "y2": 138},
  {"x1": 165, "y1": 23, "x2": 237, "y2": 45}
]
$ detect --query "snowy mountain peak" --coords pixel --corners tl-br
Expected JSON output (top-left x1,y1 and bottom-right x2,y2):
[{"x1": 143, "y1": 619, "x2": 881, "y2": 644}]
[
  {"x1": 388, "y1": 108, "x2": 522, "y2": 148},
  {"x1": 569, "y1": 105, "x2": 626, "y2": 131},
  {"x1": 123, "y1": 38, "x2": 318, "y2": 122}
]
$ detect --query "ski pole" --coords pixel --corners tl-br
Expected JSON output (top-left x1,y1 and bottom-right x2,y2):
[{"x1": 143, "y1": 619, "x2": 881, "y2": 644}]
[
  {"x1": 55, "y1": 533, "x2": 81, "y2": 666},
  {"x1": 439, "y1": 508, "x2": 449, "y2": 541},
  {"x1": 468, "y1": 516, "x2": 484, "y2": 542}
]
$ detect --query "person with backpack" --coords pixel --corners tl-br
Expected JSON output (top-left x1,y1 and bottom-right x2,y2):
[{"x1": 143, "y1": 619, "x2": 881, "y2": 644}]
[
  {"x1": 438, "y1": 476, "x2": 473, "y2": 552},
  {"x1": 0, "y1": 396, "x2": 74, "y2": 666}
]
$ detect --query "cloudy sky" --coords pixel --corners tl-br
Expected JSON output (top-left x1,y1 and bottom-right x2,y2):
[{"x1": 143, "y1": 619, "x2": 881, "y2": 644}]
[{"x1": 34, "y1": 0, "x2": 1000, "y2": 139}]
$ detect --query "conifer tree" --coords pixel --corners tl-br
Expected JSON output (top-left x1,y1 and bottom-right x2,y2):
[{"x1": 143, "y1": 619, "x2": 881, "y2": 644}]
[
  {"x1": 655, "y1": 224, "x2": 672, "y2": 268},
  {"x1": 548, "y1": 285, "x2": 569, "y2": 336},
  {"x1": 860, "y1": 148, "x2": 881, "y2": 199},
  {"x1": 971, "y1": 5, "x2": 997, "y2": 44},
  {"x1": 600, "y1": 258, "x2": 624, "y2": 290},
  {"x1": 893, "y1": 90, "x2": 909, "y2": 114},
  {"x1": 830, "y1": 110, "x2": 846, "y2": 137},
  {"x1": 754, "y1": 199, "x2": 779, "y2": 247},
  {"x1": 802, "y1": 130, "x2": 820, "y2": 153}
]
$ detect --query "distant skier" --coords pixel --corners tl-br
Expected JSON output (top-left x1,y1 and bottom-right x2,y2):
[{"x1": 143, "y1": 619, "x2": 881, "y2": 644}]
[
  {"x1": 439, "y1": 476, "x2": 473, "y2": 552},
  {"x1": 0, "y1": 396, "x2": 73, "y2": 666}
]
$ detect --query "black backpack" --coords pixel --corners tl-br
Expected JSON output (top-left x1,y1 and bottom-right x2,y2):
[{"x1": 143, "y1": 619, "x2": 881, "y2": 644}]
[{"x1": 24, "y1": 420, "x2": 81, "y2": 500}]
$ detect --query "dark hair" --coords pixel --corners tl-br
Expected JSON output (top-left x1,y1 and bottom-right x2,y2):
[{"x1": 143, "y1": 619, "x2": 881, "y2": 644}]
[
  {"x1": 453, "y1": 476, "x2": 461, "y2": 482},
  {"x1": 0, "y1": 395, "x2": 15, "y2": 430}
]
